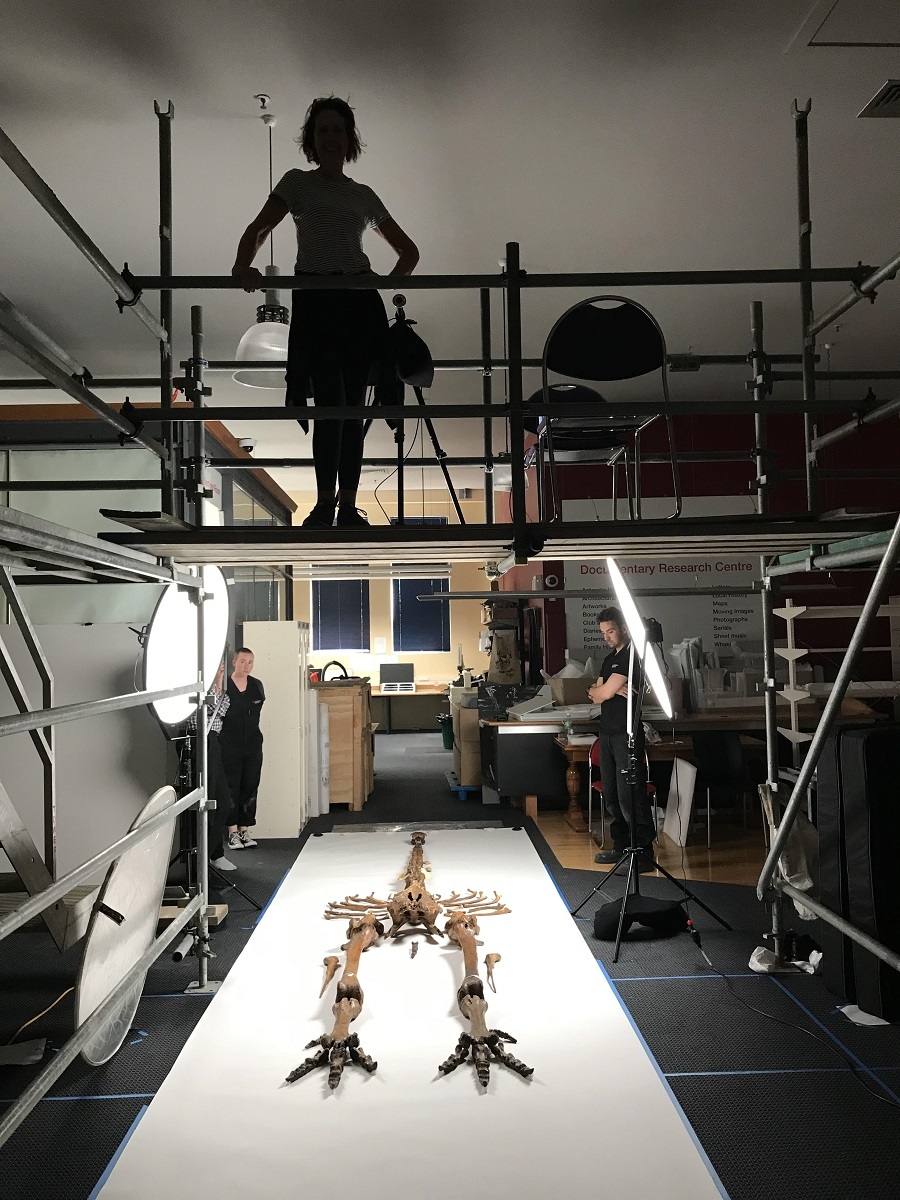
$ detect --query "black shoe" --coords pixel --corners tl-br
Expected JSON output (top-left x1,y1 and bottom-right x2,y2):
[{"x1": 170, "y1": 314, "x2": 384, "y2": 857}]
[
  {"x1": 301, "y1": 502, "x2": 335, "y2": 528},
  {"x1": 336, "y1": 505, "x2": 370, "y2": 528},
  {"x1": 634, "y1": 849, "x2": 657, "y2": 874},
  {"x1": 594, "y1": 848, "x2": 625, "y2": 865}
]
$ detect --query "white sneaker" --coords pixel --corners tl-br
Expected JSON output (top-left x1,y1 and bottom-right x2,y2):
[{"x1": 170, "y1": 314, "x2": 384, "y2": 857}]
[
  {"x1": 210, "y1": 855, "x2": 237, "y2": 872},
  {"x1": 227, "y1": 832, "x2": 244, "y2": 851},
  {"x1": 239, "y1": 830, "x2": 258, "y2": 848}
]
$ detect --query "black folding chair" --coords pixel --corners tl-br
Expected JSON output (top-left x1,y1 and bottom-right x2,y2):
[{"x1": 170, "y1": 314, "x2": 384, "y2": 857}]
[{"x1": 524, "y1": 296, "x2": 682, "y2": 522}]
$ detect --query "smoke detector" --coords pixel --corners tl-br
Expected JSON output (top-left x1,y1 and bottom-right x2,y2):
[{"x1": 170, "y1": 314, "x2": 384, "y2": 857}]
[{"x1": 858, "y1": 80, "x2": 900, "y2": 118}]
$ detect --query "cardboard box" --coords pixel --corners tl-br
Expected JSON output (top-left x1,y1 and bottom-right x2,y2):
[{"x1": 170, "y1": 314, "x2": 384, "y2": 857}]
[
  {"x1": 550, "y1": 676, "x2": 592, "y2": 706},
  {"x1": 481, "y1": 602, "x2": 519, "y2": 626},
  {"x1": 451, "y1": 701, "x2": 482, "y2": 786}
]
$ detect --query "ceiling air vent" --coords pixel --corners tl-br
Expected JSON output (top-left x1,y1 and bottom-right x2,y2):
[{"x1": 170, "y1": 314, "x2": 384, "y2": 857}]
[{"x1": 858, "y1": 80, "x2": 900, "y2": 117}]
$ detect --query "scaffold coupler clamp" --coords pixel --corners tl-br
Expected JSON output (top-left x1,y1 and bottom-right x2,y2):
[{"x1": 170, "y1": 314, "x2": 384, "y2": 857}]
[
  {"x1": 855, "y1": 388, "x2": 877, "y2": 433},
  {"x1": 116, "y1": 263, "x2": 144, "y2": 313},
  {"x1": 117, "y1": 397, "x2": 144, "y2": 447}
]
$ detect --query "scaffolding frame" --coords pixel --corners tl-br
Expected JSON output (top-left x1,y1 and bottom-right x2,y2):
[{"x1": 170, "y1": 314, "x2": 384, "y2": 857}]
[{"x1": 0, "y1": 95, "x2": 899, "y2": 1142}]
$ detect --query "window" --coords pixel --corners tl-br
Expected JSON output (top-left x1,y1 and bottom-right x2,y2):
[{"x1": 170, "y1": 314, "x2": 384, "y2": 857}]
[
  {"x1": 312, "y1": 579, "x2": 371, "y2": 651},
  {"x1": 392, "y1": 576, "x2": 450, "y2": 652},
  {"x1": 388, "y1": 519, "x2": 450, "y2": 652}
]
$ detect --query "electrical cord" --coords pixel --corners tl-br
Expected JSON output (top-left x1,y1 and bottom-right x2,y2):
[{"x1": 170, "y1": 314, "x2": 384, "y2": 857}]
[
  {"x1": 7, "y1": 987, "x2": 74, "y2": 1044},
  {"x1": 685, "y1": 920, "x2": 900, "y2": 1111},
  {"x1": 373, "y1": 418, "x2": 421, "y2": 523}
]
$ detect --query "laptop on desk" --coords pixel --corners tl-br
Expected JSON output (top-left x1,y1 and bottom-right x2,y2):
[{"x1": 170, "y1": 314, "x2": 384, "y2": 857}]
[{"x1": 380, "y1": 663, "x2": 416, "y2": 694}]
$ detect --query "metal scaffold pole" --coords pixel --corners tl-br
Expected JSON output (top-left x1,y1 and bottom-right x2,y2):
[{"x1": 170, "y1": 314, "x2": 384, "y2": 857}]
[
  {"x1": 0, "y1": 122, "x2": 168, "y2": 344},
  {"x1": 793, "y1": 100, "x2": 819, "y2": 513},
  {"x1": 758, "y1": 509, "x2": 900, "y2": 900},
  {"x1": 504, "y1": 243, "x2": 529, "y2": 560},
  {"x1": 750, "y1": 301, "x2": 769, "y2": 516},
  {"x1": 481, "y1": 287, "x2": 494, "y2": 525},
  {"x1": 155, "y1": 100, "x2": 176, "y2": 517}
]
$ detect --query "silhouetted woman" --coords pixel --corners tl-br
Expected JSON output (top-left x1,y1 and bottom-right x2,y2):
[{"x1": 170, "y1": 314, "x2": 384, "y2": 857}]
[{"x1": 231, "y1": 95, "x2": 418, "y2": 527}]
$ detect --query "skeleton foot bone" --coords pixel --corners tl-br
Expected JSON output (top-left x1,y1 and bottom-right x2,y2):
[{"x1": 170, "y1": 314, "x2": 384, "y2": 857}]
[{"x1": 439, "y1": 913, "x2": 532, "y2": 1087}]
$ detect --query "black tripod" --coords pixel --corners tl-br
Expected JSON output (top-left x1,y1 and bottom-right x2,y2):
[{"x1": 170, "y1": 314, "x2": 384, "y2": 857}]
[
  {"x1": 570, "y1": 640, "x2": 731, "y2": 961},
  {"x1": 367, "y1": 294, "x2": 465, "y2": 526}
]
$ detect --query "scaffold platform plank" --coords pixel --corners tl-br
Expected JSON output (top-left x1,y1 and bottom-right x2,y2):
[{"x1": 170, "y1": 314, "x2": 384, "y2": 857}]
[
  {"x1": 0, "y1": 506, "x2": 195, "y2": 586},
  {"x1": 102, "y1": 516, "x2": 895, "y2": 567}
]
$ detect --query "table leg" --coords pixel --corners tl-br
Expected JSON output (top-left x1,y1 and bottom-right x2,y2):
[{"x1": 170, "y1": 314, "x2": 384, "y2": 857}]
[
  {"x1": 524, "y1": 794, "x2": 538, "y2": 821},
  {"x1": 564, "y1": 761, "x2": 588, "y2": 833}
]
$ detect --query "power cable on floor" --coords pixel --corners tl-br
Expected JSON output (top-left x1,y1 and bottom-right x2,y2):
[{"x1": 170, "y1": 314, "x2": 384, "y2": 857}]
[
  {"x1": 7, "y1": 987, "x2": 74, "y2": 1044},
  {"x1": 685, "y1": 922, "x2": 900, "y2": 1111}
]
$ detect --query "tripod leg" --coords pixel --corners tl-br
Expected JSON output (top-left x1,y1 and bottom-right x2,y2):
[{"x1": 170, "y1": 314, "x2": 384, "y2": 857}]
[
  {"x1": 208, "y1": 864, "x2": 264, "y2": 912},
  {"x1": 613, "y1": 852, "x2": 638, "y2": 963},
  {"x1": 651, "y1": 861, "x2": 732, "y2": 930},
  {"x1": 568, "y1": 859, "x2": 626, "y2": 917},
  {"x1": 413, "y1": 387, "x2": 466, "y2": 524}
]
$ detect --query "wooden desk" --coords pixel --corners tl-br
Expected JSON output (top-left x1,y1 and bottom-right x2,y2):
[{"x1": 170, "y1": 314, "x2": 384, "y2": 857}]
[{"x1": 371, "y1": 683, "x2": 449, "y2": 734}]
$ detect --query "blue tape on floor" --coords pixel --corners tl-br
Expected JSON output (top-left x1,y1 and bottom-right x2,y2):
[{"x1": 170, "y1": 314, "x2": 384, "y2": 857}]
[
  {"x1": 666, "y1": 1067, "x2": 850, "y2": 1079},
  {"x1": 0, "y1": 1093, "x2": 157, "y2": 1104},
  {"x1": 87, "y1": 1103, "x2": 148, "y2": 1199},
  {"x1": 542, "y1": 861, "x2": 731, "y2": 1197},
  {"x1": 254, "y1": 866, "x2": 292, "y2": 925},
  {"x1": 597, "y1": 957, "x2": 731, "y2": 1198},
  {"x1": 769, "y1": 976, "x2": 900, "y2": 1105},
  {"x1": 613, "y1": 973, "x2": 760, "y2": 981}
]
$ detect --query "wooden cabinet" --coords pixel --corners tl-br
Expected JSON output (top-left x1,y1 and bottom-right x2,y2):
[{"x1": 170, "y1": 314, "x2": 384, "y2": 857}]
[{"x1": 312, "y1": 679, "x2": 374, "y2": 811}]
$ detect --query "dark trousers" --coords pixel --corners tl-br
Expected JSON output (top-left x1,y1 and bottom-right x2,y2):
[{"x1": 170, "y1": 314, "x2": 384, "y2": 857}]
[
  {"x1": 286, "y1": 289, "x2": 389, "y2": 497},
  {"x1": 310, "y1": 353, "x2": 370, "y2": 495},
  {"x1": 220, "y1": 741, "x2": 263, "y2": 828},
  {"x1": 206, "y1": 733, "x2": 233, "y2": 860},
  {"x1": 599, "y1": 731, "x2": 654, "y2": 851}
]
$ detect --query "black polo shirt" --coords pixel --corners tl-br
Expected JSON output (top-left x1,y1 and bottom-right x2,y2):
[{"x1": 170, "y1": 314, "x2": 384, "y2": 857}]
[
  {"x1": 220, "y1": 675, "x2": 266, "y2": 749},
  {"x1": 599, "y1": 641, "x2": 633, "y2": 734}
]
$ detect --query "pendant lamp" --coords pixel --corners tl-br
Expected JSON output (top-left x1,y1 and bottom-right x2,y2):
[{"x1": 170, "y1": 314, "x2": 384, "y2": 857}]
[{"x1": 233, "y1": 97, "x2": 290, "y2": 389}]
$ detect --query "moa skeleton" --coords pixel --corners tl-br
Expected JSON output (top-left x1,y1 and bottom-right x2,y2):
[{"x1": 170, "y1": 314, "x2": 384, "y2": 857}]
[{"x1": 285, "y1": 831, "x2": 533, "y2": 1090}]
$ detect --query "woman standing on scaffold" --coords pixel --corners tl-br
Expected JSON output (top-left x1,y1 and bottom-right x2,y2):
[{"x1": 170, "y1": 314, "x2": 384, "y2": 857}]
[{"x1": 231, "y1": 96, "x2": 419, "y2": 528}]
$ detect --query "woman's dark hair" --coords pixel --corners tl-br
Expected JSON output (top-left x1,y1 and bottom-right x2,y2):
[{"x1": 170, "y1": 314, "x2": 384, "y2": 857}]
[
  {"x1": 597, "y1": 607, "x2": 624, "y2": 627},
  {"x1": 296, "y1": 96, "x2": 363, "y2": 164}
]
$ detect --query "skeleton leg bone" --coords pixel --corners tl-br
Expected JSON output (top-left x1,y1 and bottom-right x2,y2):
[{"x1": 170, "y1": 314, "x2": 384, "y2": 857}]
[
  {"x1": 287, "y1": 914, "x2": 383, "y2": 1090},
  {"x1": 439, "y1": 913, "x2": 533, "y2": 1087}
]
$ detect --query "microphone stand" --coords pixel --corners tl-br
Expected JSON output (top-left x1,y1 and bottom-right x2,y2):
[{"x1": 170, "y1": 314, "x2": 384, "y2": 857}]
[{"x1": 570, "y1": 638, "x2": 731, "y2": 961}]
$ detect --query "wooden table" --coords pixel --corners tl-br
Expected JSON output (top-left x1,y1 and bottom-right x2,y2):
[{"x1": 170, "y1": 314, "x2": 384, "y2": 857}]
[
  {"x1": 371, "y1": 683, "x2": 449, "y2": 734},
  {"x1": 555, "y1": 733, "x2": 765, "y2": 833}
]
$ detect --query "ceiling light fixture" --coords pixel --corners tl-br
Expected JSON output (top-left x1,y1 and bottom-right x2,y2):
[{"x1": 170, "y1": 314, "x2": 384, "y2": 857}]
[{"x1": 233, "y1": 94, "x2": 289, "y2": 389}]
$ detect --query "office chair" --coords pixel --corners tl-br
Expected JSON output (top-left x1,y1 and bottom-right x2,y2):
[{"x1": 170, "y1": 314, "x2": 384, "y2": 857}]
[
  {"x1": 587, "y1": 736, "x2": 658, "y2": 849},
  {"x1": 689, "y1": 731, "x2": 751, "y2": 848},
  {"x1": 524, "y1": 296, "x2": 682, "y2": 522}
]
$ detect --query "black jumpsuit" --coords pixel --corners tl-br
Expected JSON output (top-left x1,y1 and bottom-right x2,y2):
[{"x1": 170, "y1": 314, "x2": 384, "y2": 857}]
[{"x1": 219, "y1": 675, "x2": 266, "y2": 828}]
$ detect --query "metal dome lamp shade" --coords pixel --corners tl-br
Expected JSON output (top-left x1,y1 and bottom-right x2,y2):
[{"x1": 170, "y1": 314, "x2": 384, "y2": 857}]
[{"x1": 233, "y1": 98, "x2": 290, "y2": 389}]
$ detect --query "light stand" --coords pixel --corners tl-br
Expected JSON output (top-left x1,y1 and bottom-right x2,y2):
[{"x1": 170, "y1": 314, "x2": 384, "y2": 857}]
[
  {"x1": 368, "y1": 294, "x2": 466, "y2": 526},
  {"x1": 569, "y1": 560, "x2": 731, "y2": 961}
]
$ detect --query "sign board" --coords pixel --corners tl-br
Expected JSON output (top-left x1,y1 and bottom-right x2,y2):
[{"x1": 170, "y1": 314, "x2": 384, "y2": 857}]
[{"x1": 562, "y1": 497, "x2": 763, "y2": 659}]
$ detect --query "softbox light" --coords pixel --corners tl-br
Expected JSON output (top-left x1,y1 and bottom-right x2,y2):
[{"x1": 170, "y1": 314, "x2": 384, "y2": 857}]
[
  {"x1": 143, "y1": 565, "x2": 230, "y2": 726},
  {"x1": 606, "y1": 556, "x2": 673, "y2": 720}
]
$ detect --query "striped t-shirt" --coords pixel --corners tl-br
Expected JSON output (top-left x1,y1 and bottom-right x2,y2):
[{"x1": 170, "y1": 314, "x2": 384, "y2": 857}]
[{"x1": 271, "y1": 169, "x2": 390, "y2": 274}]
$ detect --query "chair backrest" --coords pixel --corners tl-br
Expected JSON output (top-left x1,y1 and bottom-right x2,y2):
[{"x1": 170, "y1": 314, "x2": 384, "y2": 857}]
[
  {"x1": 545, "y1": 296, "x2": 666, "y2": 383},
  {"x1": 690, "y1": 731, "x2": 745, "y2": 786},
  {"x1": 590, "y1": 737, "x2": 602, "y2": 767}
]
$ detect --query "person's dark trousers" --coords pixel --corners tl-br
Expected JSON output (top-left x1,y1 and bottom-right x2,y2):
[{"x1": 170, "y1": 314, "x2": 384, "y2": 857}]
[
  {"x1": 220, "y1": 741, "x2": 263, "y2": 828},
  {"x1": 310, "y1": 350, "x2": 371, "y2": 495},
  {"x1": 600, "y1": 731, "x2": 654, "y2": 852},
  {"x1": 206, "y1": 733, "x2": 233, "y2": 860},
  {"x1": 286, "y1": 288, "x2": 389, "y2": 497}
]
